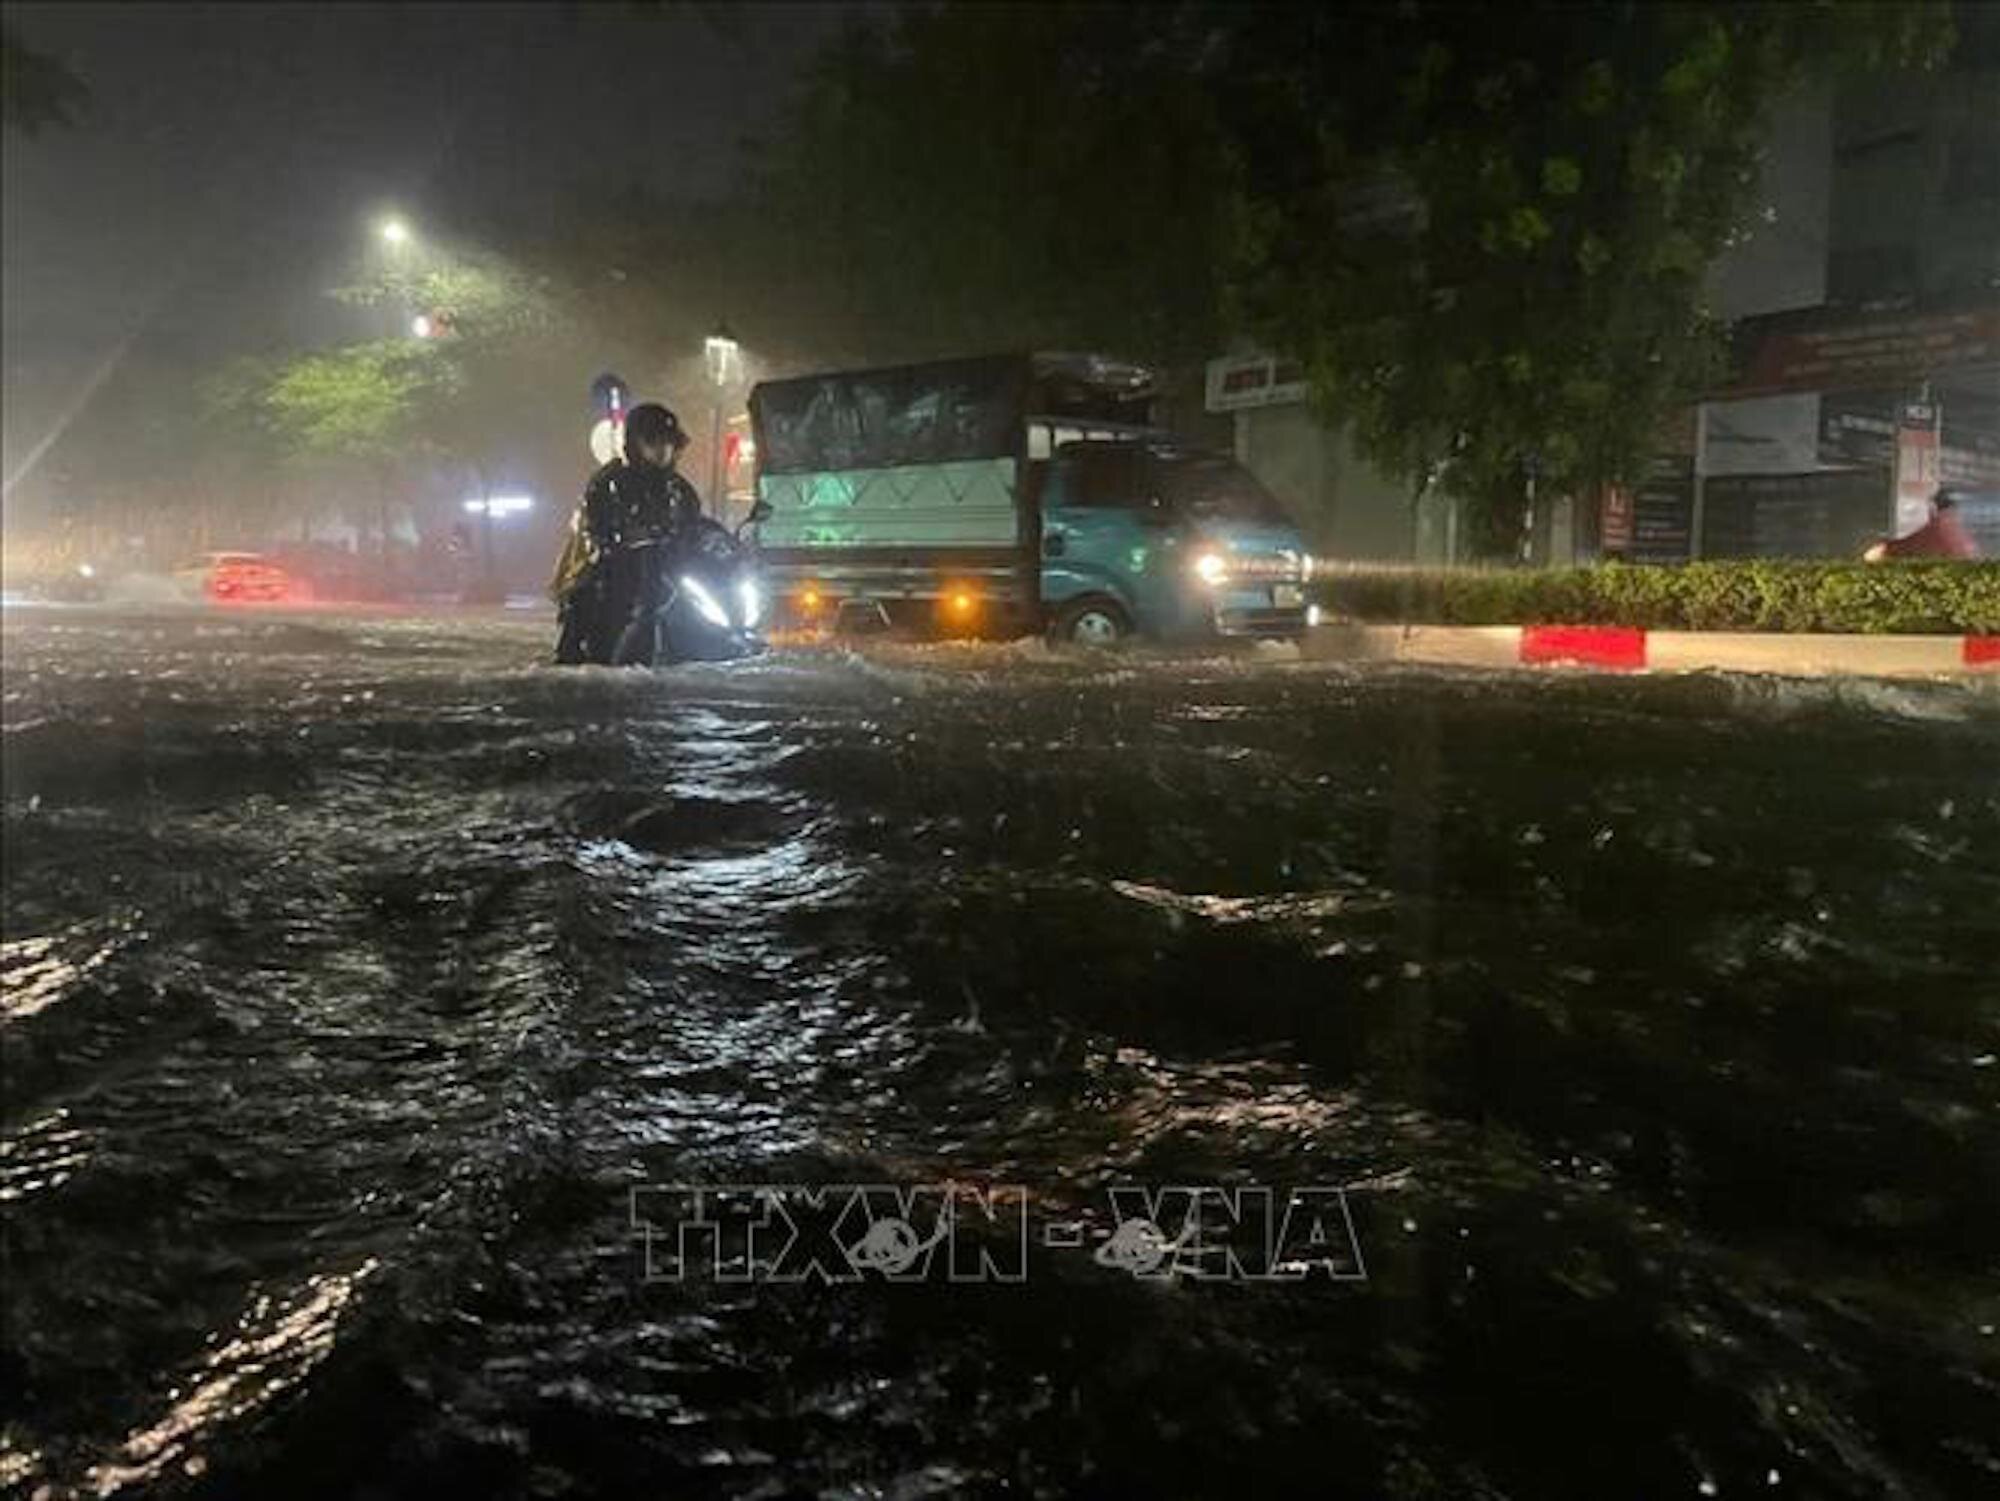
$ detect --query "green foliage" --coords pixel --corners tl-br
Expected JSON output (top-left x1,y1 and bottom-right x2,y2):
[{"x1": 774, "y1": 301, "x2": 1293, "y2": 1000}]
[
  {"x1": 254, "y1": 254, "x2": 557, "y2": 479},
  {"x1": 751, "y1": 4, "x2": 1238, "y2": 366},
  {"x1": 542, "y1": 0, "x2": 1955, "y2": 490},
  {"x1": 1214, "y1": 0, "x2": 1953, "y2": 543},
  {"x1": 1316, "y1": 561, "x2": 2000, "y2": 634},
  {"x1": 263, "y1": 341, "x2": 444, "y2": 466},
  {"x1": 331, "y1": 257, "x2": 553, "y2": 347}
]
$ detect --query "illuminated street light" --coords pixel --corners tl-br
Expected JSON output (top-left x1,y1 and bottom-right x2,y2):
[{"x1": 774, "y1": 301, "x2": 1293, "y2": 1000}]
[
  {"x1": 704, "y1": 324, "x2": 742, "y2": 520},
  {"x1": 704, "y1": 325, "x2": 741, "y2": 387},
  {"x1": 463, "y1": 495, "x2": 533, "y2": 517},
  {"x1": 379, "y1": 217, "x2": 411, "y2": 247},
  {"x1": 411, "y1": 313, "x2": 434, "y2": 339}
]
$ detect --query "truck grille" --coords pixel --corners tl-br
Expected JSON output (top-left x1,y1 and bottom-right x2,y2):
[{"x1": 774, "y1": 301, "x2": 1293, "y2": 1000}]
[{"x1": 1216, "y1": 605, "x2": 1309, "y2": 637}]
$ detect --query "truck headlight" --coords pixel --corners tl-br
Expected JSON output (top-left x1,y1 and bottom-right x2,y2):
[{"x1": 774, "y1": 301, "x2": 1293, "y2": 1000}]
[
  {"x1": 681, "y1": 576, "x2": 730, "y2": 627},
  {"x1": 1193, "y1": 551, "x2": 1227, "y2": 586}
]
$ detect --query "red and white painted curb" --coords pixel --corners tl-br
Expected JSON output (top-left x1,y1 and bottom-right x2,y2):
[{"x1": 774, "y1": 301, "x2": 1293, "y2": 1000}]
[
  {"x1": 1303, "y1": 624, "x2": 2000, "y2": 678},
  {"x1": 1520, "y1": 625, "x2": 1647, "y2": 669}
]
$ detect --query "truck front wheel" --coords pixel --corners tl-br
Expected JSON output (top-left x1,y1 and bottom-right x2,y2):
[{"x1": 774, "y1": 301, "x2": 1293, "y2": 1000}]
[{"x1": 1049, "y1": 596, "x2": 1132, "y2": 647}]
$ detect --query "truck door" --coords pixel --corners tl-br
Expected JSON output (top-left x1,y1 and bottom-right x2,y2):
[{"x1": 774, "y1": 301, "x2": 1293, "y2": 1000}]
[{"x1": 1040, "y1": 444, "x2": 1188, "y2": 634}]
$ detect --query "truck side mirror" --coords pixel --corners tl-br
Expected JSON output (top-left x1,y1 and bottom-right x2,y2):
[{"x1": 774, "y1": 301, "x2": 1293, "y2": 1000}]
[{"x1": 746, "y1": 499, "x2": 774, "y2": 525}]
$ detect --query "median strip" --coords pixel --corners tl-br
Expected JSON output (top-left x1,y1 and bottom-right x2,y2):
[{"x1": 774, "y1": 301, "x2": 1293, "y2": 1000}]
[{"x1": 1303, "y1": 624, "x2": 2000, "y2": 678}]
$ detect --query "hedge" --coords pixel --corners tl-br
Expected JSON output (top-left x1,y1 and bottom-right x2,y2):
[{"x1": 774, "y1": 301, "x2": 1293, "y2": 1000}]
[{"x1": 1313, "y1": 560, "x2": 2000, "y2": 634}]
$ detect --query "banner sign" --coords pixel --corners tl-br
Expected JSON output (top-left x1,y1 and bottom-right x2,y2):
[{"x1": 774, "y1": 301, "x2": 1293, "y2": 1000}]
[
  {"x1": 1722, "y1": 299, "x2": 2000, "y2": 399},
  {"x1": 1629, "y1": 456, "x2": 1694, "y2": 564},
  {"x1": 1822, "y1": 391, "x2": 2000, "y2": 488},
  {"x1": 1600, "y1": 485, "x2": 1635, "y2": 553},
  {"x1": 1204, "y1": 352, "x2": 1309, "y2": 413}
]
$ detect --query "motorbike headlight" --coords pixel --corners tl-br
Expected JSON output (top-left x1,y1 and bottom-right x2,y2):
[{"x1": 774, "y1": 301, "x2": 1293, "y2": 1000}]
[
  {"x1": 1193, "y1": 551, "x2": 1228, "y2": 586},
  {"x1": 681, "y1": 576, "x2": 730, "y2": 627},
  {"x1": 739, "y1": 579, "x2": 762, "y2": 626}
]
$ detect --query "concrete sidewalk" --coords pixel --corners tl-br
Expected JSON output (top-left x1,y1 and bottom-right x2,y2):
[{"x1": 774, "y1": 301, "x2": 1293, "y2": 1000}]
[{"x1": 1302, "y1": 623, "x2": 2000, "y2": 678}]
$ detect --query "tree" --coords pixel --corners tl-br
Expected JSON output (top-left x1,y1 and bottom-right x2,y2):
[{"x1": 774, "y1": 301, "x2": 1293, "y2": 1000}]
[
  {"x1": 255, "y1": 340, "x2": 445, "y2": 556},
  {"x1": 264, "y1": 342, "x2": 437, "y2": 464},
  {"x1": 220, "y1": 239, "x2": 660, "y2": 586},
  {"x1": 742, "y1": 1, "x2": 1952, "y2": 555},
  {"x1": 1207, "y1": 0, "x2": 1952, "y2": 553},
  {"x1": 751, "y1": 4, "x2": 1240, "y2": 370}
]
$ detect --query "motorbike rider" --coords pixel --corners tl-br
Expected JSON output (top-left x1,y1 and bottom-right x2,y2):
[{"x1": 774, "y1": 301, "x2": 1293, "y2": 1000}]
[
  {"x1": 552, "y1": 403, "x2": 704, "y2": 664},
  {"x1": 1862, "y1": 486, "x2": 1980, "y2": 561}
]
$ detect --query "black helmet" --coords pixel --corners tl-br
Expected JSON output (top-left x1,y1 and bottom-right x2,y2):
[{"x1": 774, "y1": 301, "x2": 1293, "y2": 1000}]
[
  {"x1": 1932, "y1": 487, "x2": 1959, "y2": 511},
  {"x1": 624, "y1": 403, "x2": 688, "y2": 455}
]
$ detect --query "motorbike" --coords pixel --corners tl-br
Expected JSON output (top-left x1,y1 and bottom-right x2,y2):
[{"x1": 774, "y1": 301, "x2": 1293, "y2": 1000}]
[{"x1": 619, "y1": 500, "x2": 773, "y2": 666}]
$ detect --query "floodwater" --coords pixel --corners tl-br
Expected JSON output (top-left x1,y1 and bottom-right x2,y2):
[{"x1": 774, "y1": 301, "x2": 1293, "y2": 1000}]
[{"x1": 3, "y1": 606, "x2": 1996, "y2": 1499}]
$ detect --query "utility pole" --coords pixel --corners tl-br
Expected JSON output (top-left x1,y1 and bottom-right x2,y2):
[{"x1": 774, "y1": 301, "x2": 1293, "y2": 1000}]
[{"x1": 1689, "y1": 402, "x2": 1709, "y2": 561}]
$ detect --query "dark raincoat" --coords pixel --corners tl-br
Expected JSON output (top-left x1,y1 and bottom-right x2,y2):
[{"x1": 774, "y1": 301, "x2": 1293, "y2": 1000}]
[{"x1": 552, "y1": 458, "x2": 703, "y2": 664}]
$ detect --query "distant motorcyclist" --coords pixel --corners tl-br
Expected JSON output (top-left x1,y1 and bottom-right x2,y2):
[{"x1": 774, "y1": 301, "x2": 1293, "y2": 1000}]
[
  {"x1": 1862, "y1": 487, "x2": 1980, "y2": 562},
  {"x1": 552, "y1": 403, "x2": 704, "y2": 664}
]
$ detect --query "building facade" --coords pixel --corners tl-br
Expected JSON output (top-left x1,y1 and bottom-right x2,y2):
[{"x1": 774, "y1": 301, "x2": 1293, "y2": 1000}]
[
  {"x1": 1214, "y1": 15, "x2": 1999, "y2": 566},
  {"x1": 1672, "y1": 19, "x2": 2000, "y2": 560}
]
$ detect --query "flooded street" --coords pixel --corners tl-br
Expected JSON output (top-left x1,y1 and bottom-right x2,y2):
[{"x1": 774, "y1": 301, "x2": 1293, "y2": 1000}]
[{"x1": 3, "y1": 605, "x2": 1997, "y2": 1499}]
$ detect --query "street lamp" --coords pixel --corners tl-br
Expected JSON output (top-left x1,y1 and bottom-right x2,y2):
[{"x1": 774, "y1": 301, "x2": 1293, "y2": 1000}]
[
  {"x1": 704, "y1": 325, "x2": 741, "y2": 519},
  {"x1": 703, "y1": 326, "x2": 740, "y2": 387},
  {"x1": 372, "y1": 217, "x2": 420, "y2": 342}
]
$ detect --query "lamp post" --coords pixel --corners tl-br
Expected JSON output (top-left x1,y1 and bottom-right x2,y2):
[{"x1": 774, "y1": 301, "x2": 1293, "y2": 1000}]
[
  {"x1": 704, "y1": 325, "x2": 740, "y2": 521},
  {"x1": 373, "y1": 216, "x2": 420, "y2": 344}
]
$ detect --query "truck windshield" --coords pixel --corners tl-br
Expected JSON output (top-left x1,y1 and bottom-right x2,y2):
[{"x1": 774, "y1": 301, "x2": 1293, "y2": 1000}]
[{"x1": 1158, "y1": 457, "x2": 1289, "y2": 524}]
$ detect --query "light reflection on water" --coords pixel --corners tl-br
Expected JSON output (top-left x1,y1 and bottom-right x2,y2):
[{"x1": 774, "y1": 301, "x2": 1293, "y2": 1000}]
[
  {"x1": 0, "y1": 1107, "x2": 94, "y2": 1204},
  {"x1": 1, "y1": 609, "x2": 1996, "y2": 1498},
  {"x1": 0, "y1": 929, "x2": 120, "y2": 1024},
  {"x1": 84, "y1": 1261, "x2": 378, "y2": 1497}
]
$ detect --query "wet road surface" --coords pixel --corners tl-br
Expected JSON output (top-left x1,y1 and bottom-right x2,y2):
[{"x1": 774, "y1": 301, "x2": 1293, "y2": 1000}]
[{"x1": 3, "y1": 606, "x2": 1997, "y2": 1498}]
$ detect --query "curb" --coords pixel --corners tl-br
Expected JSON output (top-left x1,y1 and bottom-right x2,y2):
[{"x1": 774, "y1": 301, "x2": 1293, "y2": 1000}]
[{"x1": 1302, "y1": 624, "x2": 2000, "y2": 678}]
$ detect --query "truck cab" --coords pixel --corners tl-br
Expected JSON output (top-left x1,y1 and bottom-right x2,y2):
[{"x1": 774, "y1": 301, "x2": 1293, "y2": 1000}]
[{"x1": 1036, "y1": 439, "x2": 1312, "y2": 643}]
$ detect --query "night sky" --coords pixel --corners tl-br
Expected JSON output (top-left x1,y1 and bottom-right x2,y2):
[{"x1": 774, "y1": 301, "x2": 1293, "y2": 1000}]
[{"x1": 2, "y1": 1, "x2": 849, "y2": 491}]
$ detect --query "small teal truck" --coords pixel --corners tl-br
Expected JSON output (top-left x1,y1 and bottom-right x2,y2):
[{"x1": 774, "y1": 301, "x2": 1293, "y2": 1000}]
[{"x1": 748, "y1": 352, "x2": 1314, "y2": 643}]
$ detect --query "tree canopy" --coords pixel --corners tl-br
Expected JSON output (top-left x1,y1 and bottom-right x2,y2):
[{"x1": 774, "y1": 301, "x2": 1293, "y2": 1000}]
[
  {"x1": 751, "y1": 3, "x2": 1239, "y2": 369},
  {"x1": 1209, "y1": 0, "x2": 1951, "y2": 542},
  {"x1": 744, "y1": 0, "x2": 1955, "y2": 549}
]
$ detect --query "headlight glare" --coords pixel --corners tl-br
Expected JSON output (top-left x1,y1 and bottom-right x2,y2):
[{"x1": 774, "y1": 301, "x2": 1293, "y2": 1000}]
[
  {"x1": 1193, "y1": 551, "x2": 1228, "y2": 586},
  {"x1": 682, "y1": 576, "x2": 730, "y2": 627}
]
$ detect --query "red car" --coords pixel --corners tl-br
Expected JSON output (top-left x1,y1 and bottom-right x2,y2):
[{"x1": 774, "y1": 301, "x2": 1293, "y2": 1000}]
[{"x1": 175, "y1": 552, "x2": 306, "y2": 604}]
